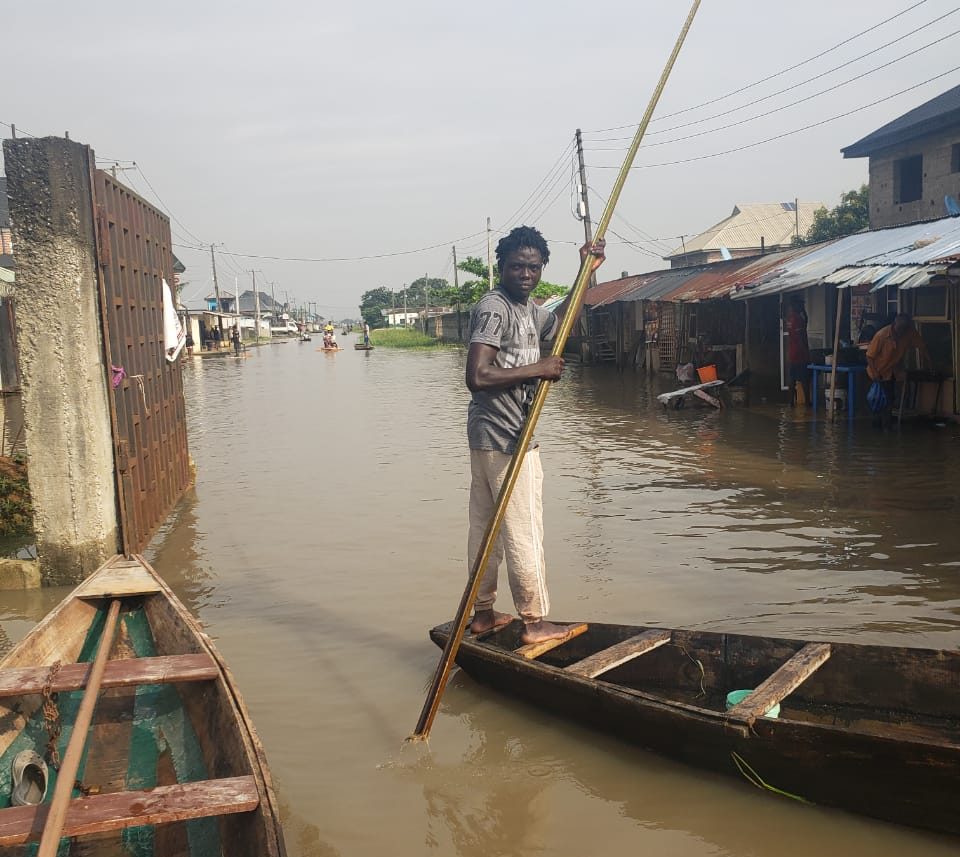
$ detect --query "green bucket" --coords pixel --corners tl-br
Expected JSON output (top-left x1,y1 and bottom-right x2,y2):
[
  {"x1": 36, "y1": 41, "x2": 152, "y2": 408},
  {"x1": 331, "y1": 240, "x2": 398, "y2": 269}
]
[{"x1": 726, "y1": 689, "x2": 780, "y2": 719}]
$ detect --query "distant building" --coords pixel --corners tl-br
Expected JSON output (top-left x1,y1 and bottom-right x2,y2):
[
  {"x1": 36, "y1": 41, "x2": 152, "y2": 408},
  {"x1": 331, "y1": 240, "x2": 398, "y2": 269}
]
[
  {"x1": 0, "y1": 176, "x2": 13, "y2": 269},
  {"x1": 205, "y1": 289, "x2": 279, "y2": 316},
  {"x1": 663, "y1": 202, "x2": 824, "y2": 268},
  {"x1": 842, "y1": 83, "x2": 960, "y2": 229}
]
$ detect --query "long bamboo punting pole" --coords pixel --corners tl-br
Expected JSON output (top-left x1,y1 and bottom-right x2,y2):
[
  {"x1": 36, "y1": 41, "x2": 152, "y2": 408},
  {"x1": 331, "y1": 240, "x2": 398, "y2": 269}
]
[
  {"x1": 37, "y1": 599, "x2": 122, "y2": 857},
  {"x1": 410, "y1": 0, "x2": 702, "y2": 741}
]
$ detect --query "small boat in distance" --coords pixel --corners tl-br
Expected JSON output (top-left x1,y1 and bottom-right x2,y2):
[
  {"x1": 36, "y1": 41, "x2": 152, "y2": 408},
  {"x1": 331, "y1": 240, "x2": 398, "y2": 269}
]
[
  {"x1": 0, "y1": 555, "x2": 286, "y2": 855},
  {"x1": 354, "y1": 344, "x2": 374, "y2": 351},
  {"x1": 430, "y1": 619, "x2": 960, "y2": 836}
]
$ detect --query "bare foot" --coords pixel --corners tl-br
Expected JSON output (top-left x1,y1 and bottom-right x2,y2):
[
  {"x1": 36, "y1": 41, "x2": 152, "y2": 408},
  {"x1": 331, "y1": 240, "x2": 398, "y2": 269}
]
[
  {"x1": 520, "y1": 620, "x2": 570, "y2": 645},
  {"x1": 470, "y1": 609, "x2": 514, "y2": 635}
]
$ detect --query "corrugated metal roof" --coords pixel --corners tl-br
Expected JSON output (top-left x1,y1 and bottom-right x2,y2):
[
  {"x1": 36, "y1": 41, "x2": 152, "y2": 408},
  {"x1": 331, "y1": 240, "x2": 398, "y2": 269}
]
[
  {"x1": 731, "y1": 216, "x2": 960, "y2": 301},
  {"x1": 583, "y1": 274, "x2": 652, "y2": 307},
  {"x1": 661, "y1": 247, "x2": 813, "y2": 302},
  {"x1": 665, "y1": 202, "x2": 824, "y2": 258},
  {"x1": 620, "y1": 266, "x2": 709, "y2": 302}
]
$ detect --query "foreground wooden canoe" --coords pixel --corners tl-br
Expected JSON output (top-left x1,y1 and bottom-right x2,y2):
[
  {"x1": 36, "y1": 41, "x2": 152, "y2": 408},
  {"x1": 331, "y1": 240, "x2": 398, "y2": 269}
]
[
  {"x1": 0, "y1": 555, "x2": 286, "y2": 856},
  {"x1": 430, "y1": 619, "x2": 960, "y2": 835}
]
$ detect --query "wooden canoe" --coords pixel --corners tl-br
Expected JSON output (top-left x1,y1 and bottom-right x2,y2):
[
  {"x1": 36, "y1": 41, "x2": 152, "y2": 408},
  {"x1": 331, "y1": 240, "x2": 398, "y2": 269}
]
[
  {"x1": 0, "y1": 555, "x2": 286, "y2": 856},
  {"x1": 353, "y1": 344, "x2": 374, "y2": 351},
  {"x1": 430, "y1": 619, "x2": 960, "y2": 835}
]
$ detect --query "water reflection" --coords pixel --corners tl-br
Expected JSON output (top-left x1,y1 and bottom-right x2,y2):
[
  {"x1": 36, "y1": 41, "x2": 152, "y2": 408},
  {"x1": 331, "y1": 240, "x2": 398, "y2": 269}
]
[{"x1": 15, "y1": 336, "x2": 952, "y2": 856}]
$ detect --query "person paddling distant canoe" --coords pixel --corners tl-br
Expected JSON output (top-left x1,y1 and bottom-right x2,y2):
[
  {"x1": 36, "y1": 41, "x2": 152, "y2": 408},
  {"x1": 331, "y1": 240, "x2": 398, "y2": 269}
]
[{"x1": 465, "y1": 226, "x2": 605, "y2": 645}]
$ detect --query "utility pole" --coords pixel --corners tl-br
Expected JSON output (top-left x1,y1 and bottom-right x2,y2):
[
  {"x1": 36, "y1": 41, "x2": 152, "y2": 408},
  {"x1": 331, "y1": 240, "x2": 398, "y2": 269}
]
[
  {"x1": 795, "y1": 197, "x2": 800, "y2": 242},
  {"x1": 251, "y1": 270, "x2": 261, "y2": 342},
  {"x1": 575, "y1": 128, "x2": 598, "y2": 290},
  {"x1": 423, "y1": 272, "x2": 429, "y2": 335},
  {"x1": 486, "y1": 217, "x2": 494, "y2": 291},
  {"x1": 403, "y1": 284, "x2": 407, "y2": 327},
  {"x1": 453, "y1": 245, "x2": 462, "y2": 342},
  {"x1": 210, "y1": 244, "x2": 224, "y2": 337}
]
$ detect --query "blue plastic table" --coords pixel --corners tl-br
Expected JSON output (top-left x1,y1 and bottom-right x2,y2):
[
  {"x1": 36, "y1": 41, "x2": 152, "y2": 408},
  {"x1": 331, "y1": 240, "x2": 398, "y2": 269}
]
[{"x1": 808, "y1": 364, "x2": 868, "y2": 424}]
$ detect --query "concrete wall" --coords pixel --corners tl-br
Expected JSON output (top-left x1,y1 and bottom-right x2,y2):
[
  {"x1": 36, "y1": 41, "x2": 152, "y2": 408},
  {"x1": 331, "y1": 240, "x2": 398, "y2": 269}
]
[
  {"x1": 867, "y1": 126, "x2": 960, "y2": 228},
  {"x1": 3, "y1": 137, "x2": 120, "y2": 583}
]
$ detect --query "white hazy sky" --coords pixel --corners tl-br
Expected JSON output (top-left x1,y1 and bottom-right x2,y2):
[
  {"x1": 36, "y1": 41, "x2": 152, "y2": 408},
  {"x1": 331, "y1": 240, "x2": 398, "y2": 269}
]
[{"x1": 3, "y1": 0, "x2": 959, "y2": 317}]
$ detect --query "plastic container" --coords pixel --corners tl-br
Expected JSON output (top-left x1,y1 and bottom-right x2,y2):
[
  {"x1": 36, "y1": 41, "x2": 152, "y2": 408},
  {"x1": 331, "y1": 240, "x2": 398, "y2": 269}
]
[
  {"x1": 824, "y1": 387, "x2": 847, "y2": 411},
  {"x1": 726, "y1": 689, "x2": 780, "y2": 719},
  {"x1": 697, "y1": 364, "x2": 718, "y2": 383}
]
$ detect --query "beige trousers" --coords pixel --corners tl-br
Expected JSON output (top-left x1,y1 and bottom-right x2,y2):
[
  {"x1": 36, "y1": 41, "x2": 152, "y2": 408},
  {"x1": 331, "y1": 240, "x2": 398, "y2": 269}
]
[{"x1": 468, "y1": 448, "x2": 549, "y2": 623}]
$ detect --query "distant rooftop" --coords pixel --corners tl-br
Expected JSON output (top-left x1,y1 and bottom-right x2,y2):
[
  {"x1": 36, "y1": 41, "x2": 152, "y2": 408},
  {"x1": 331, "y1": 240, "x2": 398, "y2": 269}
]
[
  {"x1": 665, "y1": 202, "x2": 825, "y2": 260},
  {"x1": 842, "y1": 84, "x2": 960, "y2": 158},
  {"x1": 204, "y1": 289, "x2": 279, "y2": 311}
]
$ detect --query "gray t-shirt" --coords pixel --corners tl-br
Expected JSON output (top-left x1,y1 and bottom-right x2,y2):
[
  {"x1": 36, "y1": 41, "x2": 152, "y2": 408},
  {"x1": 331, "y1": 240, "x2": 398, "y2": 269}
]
[{"x1": 467, "y1": 288, "x2": 558, "y2": 453}]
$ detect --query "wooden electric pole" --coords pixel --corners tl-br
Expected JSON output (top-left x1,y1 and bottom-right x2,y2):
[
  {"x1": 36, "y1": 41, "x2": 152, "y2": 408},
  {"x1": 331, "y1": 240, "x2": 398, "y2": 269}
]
[
  {"x1": 210, "y1": 244, "x2": 224, "y2": 336},
  {"x1": 453, "y1": 245, "x2": 462, "y2": 342},
  {"x1": 423, "y1": 272, "x2": 429, "y2": 334},
  {"x1": 486, "y1": 217, "x2": 494, "y2": 291},
  {"x1": 576, "y1": 128, "x2": 598, "y2": 290}
]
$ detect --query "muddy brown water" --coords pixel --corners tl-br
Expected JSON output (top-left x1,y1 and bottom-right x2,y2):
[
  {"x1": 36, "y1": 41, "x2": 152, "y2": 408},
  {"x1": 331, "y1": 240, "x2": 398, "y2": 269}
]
[{"x1": 3, "y1": 335, "x2": 960, "y2": 856}]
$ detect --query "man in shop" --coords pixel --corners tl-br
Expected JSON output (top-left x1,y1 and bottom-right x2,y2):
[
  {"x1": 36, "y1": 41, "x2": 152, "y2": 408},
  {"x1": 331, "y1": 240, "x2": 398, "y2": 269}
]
[
  {"x1": 465, "y1": 225, "x2": 605, "y2": 645},
  {"x1": 866, "y1": 313, "x2": 931, "y2": 427},
  {"x1": 785, "y1": 296, "x2": 810, "y2": 405}
]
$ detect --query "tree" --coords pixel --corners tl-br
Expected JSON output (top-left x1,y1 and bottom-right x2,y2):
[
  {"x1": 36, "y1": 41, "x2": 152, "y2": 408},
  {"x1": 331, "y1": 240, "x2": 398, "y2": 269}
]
[
  {"x1": 798, "y1": 186, "x2": 869, "y2": 245},
  {"x1": 358, "y1": 286, "x2": 393, "y2": 328}
]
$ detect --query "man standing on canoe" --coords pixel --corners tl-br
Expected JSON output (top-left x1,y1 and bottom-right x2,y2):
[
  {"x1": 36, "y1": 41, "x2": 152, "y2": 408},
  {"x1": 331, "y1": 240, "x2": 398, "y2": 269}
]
[{"x1": 466, "y1": 225, "x2": 604, "y2": 645}]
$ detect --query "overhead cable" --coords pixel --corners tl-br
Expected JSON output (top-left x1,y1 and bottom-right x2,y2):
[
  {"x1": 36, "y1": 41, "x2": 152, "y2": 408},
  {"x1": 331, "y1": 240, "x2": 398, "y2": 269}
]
[{"x1": 584, "y1": 0, "x2": 934, "y2": 133}]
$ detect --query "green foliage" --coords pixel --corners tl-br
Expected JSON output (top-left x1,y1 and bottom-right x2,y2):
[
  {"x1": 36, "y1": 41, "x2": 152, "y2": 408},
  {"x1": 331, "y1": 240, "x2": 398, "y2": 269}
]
[
  {"x1": 0, "y1": 457, "x2": 32, "y2": 538},
  {"x1": 797, "y1": 186, "x2": 870, "y2": 245},
  {"x1": 369, "y1": 328, "x2": 448, "y2": 349},
  {"x1": 533, "y1": 280, "x2": 569, "y2": 299},
  {"x1": 359, "y1": 286, "x2": 393, "y2": 329}
]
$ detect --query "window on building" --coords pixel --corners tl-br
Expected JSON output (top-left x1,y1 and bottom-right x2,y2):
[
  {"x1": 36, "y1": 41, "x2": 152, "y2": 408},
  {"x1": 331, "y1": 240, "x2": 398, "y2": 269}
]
[
  {"x1": 952, "y1": 143, "x2": 960, "y2": 174},
  {"x1": 911, "y1": 285, "x2": 947, "y2": 320},
  {"x1": 894, "y1": 154, "x2": 923, "y2": 204}
]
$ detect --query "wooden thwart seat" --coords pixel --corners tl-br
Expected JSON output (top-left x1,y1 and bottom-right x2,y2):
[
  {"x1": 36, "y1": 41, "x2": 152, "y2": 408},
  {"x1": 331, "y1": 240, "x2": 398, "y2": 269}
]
[
  {"x1": 565, "y1": 630, "x2": 671, "y2": 678},
  {"x1": 0, "y1": 654, "x2": 218, "y2": 698},
  {"x1": 515, "y1": 623, "x2": 589, "y2": 660},
  {"x1": 727, "y1": 642, "x2": 832, "y2": 722},
  {"x1": 0, "y1": 775, "x2": 259, "y2": 847}
]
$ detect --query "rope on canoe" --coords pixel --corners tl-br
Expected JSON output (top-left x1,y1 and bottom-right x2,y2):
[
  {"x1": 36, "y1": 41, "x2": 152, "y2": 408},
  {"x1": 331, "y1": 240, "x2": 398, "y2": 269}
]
[
  {"x1": 41, "y1": 661, "x2": 62, "y2": 770},
  {"x1": 731, "y1": 752, "x2": 812, "y2": 804}
]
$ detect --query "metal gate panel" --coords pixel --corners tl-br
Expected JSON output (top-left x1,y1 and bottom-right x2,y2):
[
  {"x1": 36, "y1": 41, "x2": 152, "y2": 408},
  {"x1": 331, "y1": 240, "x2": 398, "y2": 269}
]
[{"x1": 91, "y1": 170, "x2": 191, "y2": 555}]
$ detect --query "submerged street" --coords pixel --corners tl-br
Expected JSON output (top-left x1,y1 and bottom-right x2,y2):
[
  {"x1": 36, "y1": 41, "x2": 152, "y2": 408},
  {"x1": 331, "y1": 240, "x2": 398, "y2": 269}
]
[{"x1": 3, "y1": 337, "x2": 960, "y2": 856}]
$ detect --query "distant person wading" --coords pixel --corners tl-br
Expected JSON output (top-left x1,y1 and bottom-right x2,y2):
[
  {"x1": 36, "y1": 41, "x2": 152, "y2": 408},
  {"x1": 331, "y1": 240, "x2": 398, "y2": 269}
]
[{"x1": 464, "y1": 225, "x2": 605, "y2": 646}]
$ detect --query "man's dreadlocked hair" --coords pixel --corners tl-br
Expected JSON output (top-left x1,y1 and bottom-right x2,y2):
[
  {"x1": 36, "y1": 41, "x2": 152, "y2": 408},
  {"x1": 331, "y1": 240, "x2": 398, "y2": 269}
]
[{"x1": 495, "y1": 225, "x2": 550, "y2": 269}]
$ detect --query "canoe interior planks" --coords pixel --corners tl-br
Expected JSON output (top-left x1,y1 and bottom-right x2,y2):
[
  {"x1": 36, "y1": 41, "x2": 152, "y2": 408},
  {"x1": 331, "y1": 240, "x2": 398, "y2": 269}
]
[
  {"x1": 727, "y1": 642, "x2": 832, "y2": 723},
  {"x1": 0, "y1": 653, "x2": 219, "y2": 698},
  {"x1": 74, "y1": 559, "x2": 162, "y2": 598},
  {"x1": 515, "y1": 624, "x2": 589, "y2": 660},
  {"x1": 0, "y1": 775, "x2": 260, "y2": 846},
  {"x1": 564, "y1": 630, "x2": 672, "y2": 678}
]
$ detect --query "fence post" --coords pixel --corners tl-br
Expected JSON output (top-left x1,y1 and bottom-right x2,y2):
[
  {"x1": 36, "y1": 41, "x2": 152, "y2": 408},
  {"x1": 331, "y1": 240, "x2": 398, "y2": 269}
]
[{"x1": 3, "y1": 137, "x2": 120, "y2": 583}]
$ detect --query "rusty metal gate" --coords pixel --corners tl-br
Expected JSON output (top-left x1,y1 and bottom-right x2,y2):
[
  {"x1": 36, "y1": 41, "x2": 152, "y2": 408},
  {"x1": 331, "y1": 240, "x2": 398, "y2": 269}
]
[{"x1": 91, "y1": 169, "x2": 191, "y2": 555}]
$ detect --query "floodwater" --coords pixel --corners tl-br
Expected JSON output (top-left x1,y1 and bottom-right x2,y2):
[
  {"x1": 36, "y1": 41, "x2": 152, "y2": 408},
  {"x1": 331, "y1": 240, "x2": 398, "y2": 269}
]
[{"x1": 4, "y1": 336, "x2": 960, "y2": 856}]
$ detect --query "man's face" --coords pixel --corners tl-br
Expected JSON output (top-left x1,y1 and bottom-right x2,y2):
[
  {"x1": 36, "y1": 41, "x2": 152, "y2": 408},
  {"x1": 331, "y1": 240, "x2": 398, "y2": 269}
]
[
  {"x1": 893, "y1": 317, "x2": 910, "y2": 336},
  {"x1": 499, "y1": 247, "x2": 544, "y2": 302}
]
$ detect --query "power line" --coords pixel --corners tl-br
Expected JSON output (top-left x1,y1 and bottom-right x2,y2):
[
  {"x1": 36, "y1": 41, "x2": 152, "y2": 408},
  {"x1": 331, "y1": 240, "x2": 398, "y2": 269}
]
[
  {"x1": 586, "y1": 25, "x2": 960, "y2": 151},
  {"x1": 587, "y1": 66, "x2": 960, "y2": 170},
  {"x1": 172, "y1": 229, "x2": 487, "y2": 263},
  {"x1": 585, "y1": 0, "x2": 934, "y2": 134},
  {"x1": 497, "y1": 137, "x2": 576, "y2": 230}
]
